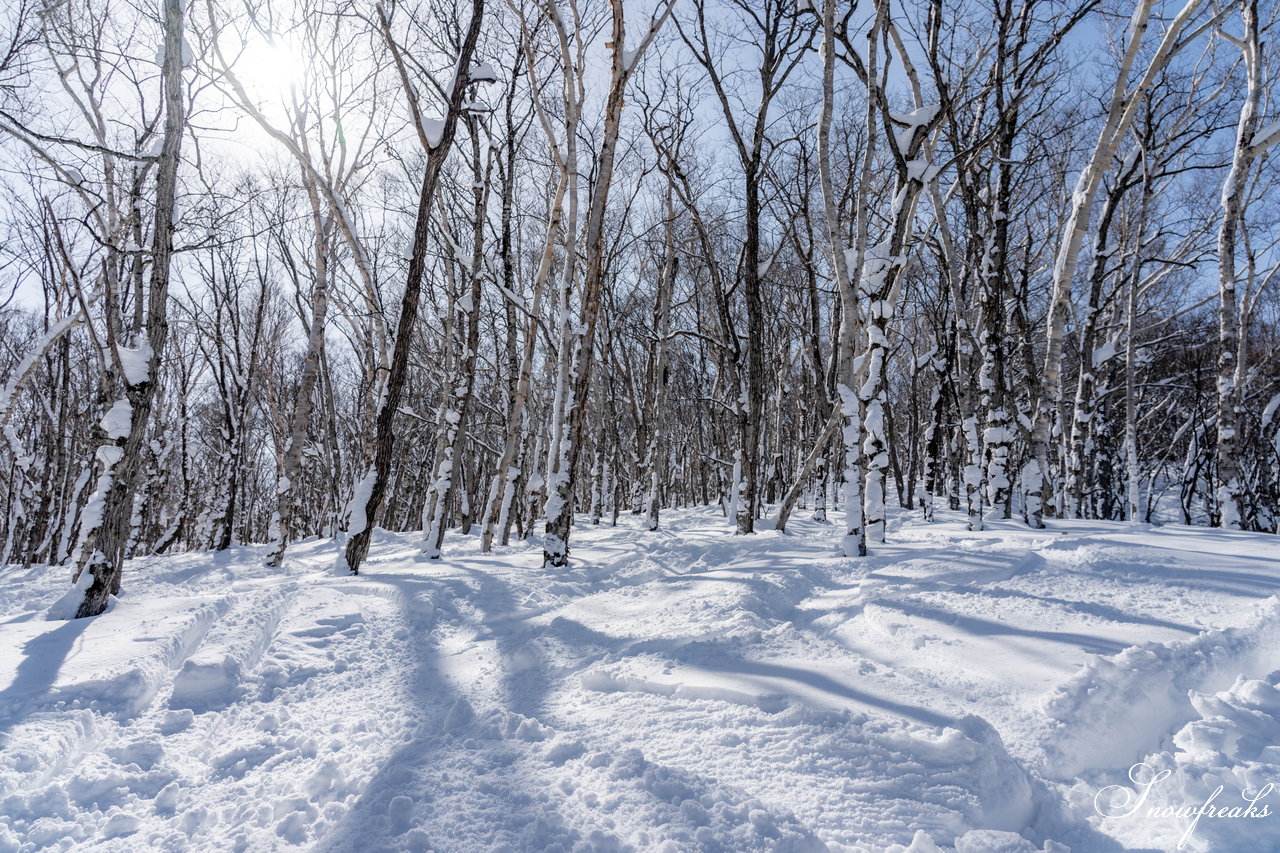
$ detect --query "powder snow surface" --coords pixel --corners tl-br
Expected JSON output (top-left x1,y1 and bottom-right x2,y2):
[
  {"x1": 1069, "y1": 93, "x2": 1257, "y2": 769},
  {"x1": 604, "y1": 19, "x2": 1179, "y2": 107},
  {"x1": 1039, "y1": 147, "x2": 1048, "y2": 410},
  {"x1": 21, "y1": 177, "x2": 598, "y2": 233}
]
[{"x1": 2, "y1": 508, "x2": 1280, "y2": 852}]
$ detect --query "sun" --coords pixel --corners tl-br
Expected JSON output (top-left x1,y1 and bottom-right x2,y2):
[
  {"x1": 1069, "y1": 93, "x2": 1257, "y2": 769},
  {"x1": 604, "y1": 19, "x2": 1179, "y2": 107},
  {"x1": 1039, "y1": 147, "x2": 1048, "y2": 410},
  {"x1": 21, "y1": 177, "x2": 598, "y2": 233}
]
[{"x1": 231, "y1": 35, "x2": 307, "y2": 105}]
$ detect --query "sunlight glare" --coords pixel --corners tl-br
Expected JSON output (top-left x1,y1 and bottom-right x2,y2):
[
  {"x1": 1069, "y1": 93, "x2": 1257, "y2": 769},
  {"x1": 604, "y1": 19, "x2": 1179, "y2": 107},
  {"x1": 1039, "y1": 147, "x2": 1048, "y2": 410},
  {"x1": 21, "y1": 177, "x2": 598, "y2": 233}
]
[{"x1": 233, "y1": 36, "x2": 306, "y2": 105}]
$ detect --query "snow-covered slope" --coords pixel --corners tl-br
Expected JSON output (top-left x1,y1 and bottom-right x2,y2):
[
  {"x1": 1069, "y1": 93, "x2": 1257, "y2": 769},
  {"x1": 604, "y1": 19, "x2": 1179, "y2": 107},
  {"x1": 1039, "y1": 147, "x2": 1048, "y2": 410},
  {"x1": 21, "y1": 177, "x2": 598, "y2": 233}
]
[{"x1": 2, "y1": 509, "x2": 1279, "y2": 852}]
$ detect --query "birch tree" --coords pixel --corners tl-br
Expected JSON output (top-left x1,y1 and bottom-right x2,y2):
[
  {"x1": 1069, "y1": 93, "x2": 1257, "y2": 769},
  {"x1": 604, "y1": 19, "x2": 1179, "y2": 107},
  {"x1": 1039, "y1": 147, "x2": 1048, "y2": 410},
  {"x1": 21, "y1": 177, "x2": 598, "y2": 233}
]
[
  {"x1": 57, "y1": 0, "x2": 187, "y2": 617},
  {"x1": 1215, "y1": 0, "x2": 1278, "y2": 528},
  {"x1": 677, "y1": 0, "x2": 813, "y2": 535},
  {"x1": 541, "y1": 0, "x2": 675, "y2": 567},
  {"x1": 1028, "y1": 0, "x2": 1217, "y2": 526},
  {"x1": 342, "y1": 0, "x2": 486, "y2": 574}
]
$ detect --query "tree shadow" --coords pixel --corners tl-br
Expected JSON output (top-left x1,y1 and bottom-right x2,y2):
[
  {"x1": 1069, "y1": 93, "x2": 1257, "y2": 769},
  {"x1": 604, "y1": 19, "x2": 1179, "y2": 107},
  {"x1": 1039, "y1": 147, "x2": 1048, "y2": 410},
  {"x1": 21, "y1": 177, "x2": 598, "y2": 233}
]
[
  {"x1": 535, "y1": 613, "x2": 957, "y2": 728},
  {"x1": 870, "y1": 598, "x2": 1130, "y2": 656},
  {"x1": 0, "y1": 616, "x2": 92, "y2": 740},
  {"x1": 866, "y1": 573, "x2": 1201, "y2": 635},
  {"x1": 1086, "y1": 564, "x2": 1280, "y2": 599},
  {"x1": 312, "y1": 568, "x2": 611, "y2": 852}
]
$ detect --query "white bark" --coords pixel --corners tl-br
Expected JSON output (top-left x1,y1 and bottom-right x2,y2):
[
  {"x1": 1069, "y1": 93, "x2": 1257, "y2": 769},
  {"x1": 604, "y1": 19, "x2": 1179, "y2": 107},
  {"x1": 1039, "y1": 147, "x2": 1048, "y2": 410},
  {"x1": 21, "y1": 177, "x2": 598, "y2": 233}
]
[
  {"x1": 1029, "y1": 0, "x2": 1210, "y2": 527},
  {"x1": 1215, "y1": 0, "x2": 1263, "y2": 529}
]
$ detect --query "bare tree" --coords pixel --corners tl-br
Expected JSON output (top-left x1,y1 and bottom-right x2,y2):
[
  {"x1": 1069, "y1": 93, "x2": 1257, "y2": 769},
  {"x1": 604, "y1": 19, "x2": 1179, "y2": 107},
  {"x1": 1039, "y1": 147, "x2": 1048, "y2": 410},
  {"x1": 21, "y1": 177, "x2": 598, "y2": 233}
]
[
  {"x1": 540, "y1": 0, "x2": 676, "y2": 567},
  {"x1": 342, "y1": 0, "x2": 487, "y2": 574}
]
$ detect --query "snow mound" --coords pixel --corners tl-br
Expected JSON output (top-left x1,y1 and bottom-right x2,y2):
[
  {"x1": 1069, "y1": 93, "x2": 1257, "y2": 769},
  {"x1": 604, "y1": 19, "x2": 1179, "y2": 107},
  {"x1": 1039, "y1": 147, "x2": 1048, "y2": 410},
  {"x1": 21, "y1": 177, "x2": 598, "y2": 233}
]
[
  {"x1": 0, "y1": 712, "x2": 99, "y2": 797},
  {"x1": 887, "y1": 828, "x2": 1069, "y2": 853},
  {"x1": 1039, "y1": 595, "x2": 1280, "y2": 780},
  {"x1": 1082, "y1": 672, "x2": 1280, "y2": 852},
  {"x1": 169, "y1": 589, "x2": 288, "y2": 711},
  {"x1": 45, "y1": 568, "x2": 94, "y2": 621}
]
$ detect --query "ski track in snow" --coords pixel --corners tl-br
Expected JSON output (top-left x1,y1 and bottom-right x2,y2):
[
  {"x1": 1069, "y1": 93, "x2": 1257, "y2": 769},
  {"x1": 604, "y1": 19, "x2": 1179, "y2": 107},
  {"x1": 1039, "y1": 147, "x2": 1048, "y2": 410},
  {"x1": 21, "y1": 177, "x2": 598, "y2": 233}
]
[{"x1": 2, "y1": 508, "x2": 1280, "y2": 852}]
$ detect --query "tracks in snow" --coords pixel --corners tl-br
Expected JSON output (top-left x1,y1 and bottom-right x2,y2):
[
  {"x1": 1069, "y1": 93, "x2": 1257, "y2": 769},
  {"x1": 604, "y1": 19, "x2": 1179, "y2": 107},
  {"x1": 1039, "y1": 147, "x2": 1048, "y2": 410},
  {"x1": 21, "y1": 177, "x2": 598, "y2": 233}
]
[
  {"x1": 7, "y1": 514, "x2": 1280, "y2": 851},
  {"x1": 0, "y1": 548, "x2": 430, "y2": 851}
]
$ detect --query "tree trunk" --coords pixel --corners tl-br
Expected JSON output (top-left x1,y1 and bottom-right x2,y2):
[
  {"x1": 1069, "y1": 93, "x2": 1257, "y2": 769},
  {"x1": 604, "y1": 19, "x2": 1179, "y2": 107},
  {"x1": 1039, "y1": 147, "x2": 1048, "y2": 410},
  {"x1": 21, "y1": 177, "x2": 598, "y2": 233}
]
[
  {"x1": 343, "y1": 0, "x2": 484, "y2": 574},
  {"x1": 542, "y1": 0, "x2": 673, "y2": 566},
  {"x1": 1215, "y1": 0, "x2": 1261, "y2": 529},
  {"x1": 1028, "y1": 0, "x2": 1207, "y2": 526},
  {"x1": 644, "y1": 191, "x2": 678, "y2": 531},
  {"x1": 423, "y1": 126, "x2": 488, "y2": 558},
  {"x1": 267, "y1": 186, "x2": 331, "y2": 567},
  {"x1": 73, "y1": 0, "x2": 184, "y2": 618}
]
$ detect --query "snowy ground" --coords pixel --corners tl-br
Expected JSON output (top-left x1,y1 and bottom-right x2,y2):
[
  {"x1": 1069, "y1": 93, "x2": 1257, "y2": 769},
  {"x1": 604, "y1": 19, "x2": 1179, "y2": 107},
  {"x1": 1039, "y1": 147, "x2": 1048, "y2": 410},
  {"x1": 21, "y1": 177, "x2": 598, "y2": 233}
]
[{"x1": 3, "y1": 508, "x2": 1280, "y2": 852}]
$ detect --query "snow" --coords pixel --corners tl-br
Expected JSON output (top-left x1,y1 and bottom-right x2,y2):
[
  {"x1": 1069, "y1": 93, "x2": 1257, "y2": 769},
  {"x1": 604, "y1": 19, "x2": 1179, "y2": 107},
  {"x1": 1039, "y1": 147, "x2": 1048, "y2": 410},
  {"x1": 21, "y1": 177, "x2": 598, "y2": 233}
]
[
  {"x1": 99, "y1": 399, "x2": 133, "y2": 441},
  {"x1": 891, "y1": 104, "x2": 940, "y2": 150},
  {"x1": 984, "y1": 425, "x2": 1012, "y2": 446},
  {"x1": 0, "y1": 313, "x2": 84, "y2": 424},
  {"x1": 115, "y1": 341, "x2": 153, "y2": 386},
  {"x1": 4, "y1": 510, "x2": 1280, "y2": 851},
  {"x1": 890, "y1": 104, "x2": 941, "y2": 127},
  {"x1": 1251, "y1": 118, "x2": 1280, "y2": 153},
  {"x1": 422, "y1": 118, "x2": 445, "y2": 149},
  {"x1": 1039, "y1": 594, "x2": 1280, "y2": 781},
  {"x1": 1081, "y1": 670, "x2": 1280, "y2": 852},
  {"x1": 1090, "y1": 340, "x2": 1117, "y2": 369},
  {"x1": 44, "y1": 566, "x2": 95, "y2": 621},
  {"x1": 469, "y1": 62, "x2": 499, "y2": 84},
  {"x1": 1262, "y1": 392, "x2": 1280, "y2": 429},
  {"x1": 342, "y1": 469, "x2": 377, "y2": 538}
]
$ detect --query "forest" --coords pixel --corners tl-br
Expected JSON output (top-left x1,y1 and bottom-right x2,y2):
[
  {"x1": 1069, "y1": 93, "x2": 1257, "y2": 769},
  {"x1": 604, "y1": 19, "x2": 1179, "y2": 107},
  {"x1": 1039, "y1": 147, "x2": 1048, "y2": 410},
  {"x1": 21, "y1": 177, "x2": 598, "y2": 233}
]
[{"x1": 0, "y1": 0, "x2": 1277, "y2": 619}]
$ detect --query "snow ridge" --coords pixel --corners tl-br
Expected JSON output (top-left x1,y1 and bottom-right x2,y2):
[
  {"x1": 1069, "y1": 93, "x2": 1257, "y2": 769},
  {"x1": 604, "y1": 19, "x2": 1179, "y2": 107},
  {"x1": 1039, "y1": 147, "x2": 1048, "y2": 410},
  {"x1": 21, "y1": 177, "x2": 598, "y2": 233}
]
[{"x1": 1039, "y1": 595, "x2": 1280, "y2": 781}]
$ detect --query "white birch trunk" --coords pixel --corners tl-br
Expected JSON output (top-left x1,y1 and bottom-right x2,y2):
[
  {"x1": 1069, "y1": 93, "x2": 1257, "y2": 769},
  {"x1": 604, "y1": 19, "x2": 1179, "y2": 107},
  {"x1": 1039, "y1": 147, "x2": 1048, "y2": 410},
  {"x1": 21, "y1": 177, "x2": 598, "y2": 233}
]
[
  {"x1": 1215, "y1": 0, "x2": 1263, "y2": 529},
  {"x1": 1029, "y1": 0, "x2": 1209, "y2": 526}
]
